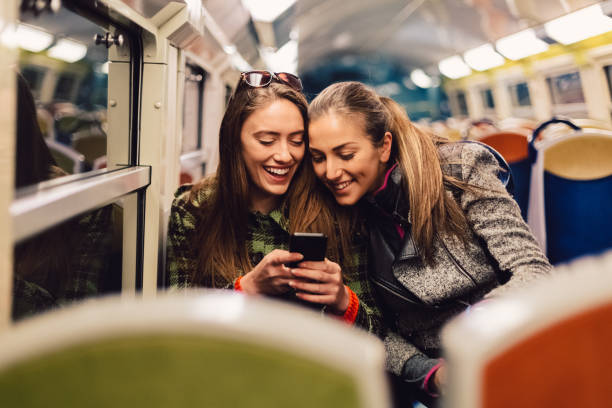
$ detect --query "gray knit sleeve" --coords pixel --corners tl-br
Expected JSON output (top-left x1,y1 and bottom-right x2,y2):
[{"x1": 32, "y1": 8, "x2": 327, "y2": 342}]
[{"x1": 459, "y1": 143, "x2": 552, "y2": 296}]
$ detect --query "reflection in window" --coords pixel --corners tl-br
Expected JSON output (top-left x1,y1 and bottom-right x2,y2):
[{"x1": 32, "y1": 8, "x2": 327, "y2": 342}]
[
  {"x1": 182, "y1": 64, "x2": 206, "y2": 153},
  {"x1": 456, "y1": 90, "x2": 468, "y2": 116},
  {"x1": 547, "y1": 71, "x2": 585, "y2": 105},
  {"x1": 12, "y1": 199, "x2": 125, "y2": 321},
  {"x1": 480, "y1": 88, "x2": 495, "y2": 109},
  {"x1": 20, "y1": 65, "x2": 46, "y2": 98},
  {"x1": 15, "y1": 5, "x2": 118, "y2": 188},
  {"x1": 509, "y1": 82, "x2": 531, "y2": 107}
]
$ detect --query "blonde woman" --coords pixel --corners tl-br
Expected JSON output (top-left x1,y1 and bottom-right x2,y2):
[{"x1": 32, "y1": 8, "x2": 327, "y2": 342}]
[{"x1": 307, "y1": 81, "x2": 551, "y2": 406}]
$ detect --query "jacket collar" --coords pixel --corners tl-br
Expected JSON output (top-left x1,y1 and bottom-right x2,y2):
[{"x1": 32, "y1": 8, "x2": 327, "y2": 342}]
[{"x1": 363, "y1": 163, "x2": 410, "y2": 227}]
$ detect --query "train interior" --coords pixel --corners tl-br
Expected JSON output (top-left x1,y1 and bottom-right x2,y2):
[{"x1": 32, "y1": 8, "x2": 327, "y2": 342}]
[{"x1": 1, "y1": 0, "x2": 612, "y2": 406}]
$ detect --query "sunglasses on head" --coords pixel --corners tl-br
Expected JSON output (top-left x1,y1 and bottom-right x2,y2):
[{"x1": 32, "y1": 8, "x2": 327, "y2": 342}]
[{"x1": 240, "y1": 71, "x2": 303, "y2": 92}]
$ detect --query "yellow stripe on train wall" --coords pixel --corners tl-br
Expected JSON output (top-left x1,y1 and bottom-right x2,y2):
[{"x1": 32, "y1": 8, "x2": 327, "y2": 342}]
[{"x1": 445, "y1": 30, "x2": 612, "y2": 87}]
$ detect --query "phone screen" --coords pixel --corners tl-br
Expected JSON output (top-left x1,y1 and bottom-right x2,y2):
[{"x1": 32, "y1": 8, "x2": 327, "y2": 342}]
[{"x1": 287, "y1": 232, "x2": 327, "y2": 267}]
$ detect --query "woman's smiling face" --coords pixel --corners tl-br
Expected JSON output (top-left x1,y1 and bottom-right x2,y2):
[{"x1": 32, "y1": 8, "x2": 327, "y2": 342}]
[
  {"x1": 240, "y1": 98, "x2": 305, "y2": 211},
  {"x1": 308, "y1": 112, "x2": 391, "y2": 206}
]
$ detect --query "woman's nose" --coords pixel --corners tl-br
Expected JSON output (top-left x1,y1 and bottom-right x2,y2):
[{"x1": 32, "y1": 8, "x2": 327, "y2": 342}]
[
  {"x1": 273, "y1": 142, "x2": 292, "y2": 162},
  {"x1": 326, "y1": 160, "x2": 342, "y2": 180}
]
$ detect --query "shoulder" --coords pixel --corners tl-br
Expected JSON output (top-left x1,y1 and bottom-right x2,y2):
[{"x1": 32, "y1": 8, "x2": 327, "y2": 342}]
[
  {"x1": 172, "y1": 175, "x2": 217, "y2": 211},
  {"x1": 439, "y1": 141, "x2": 500, "y2": 180}
]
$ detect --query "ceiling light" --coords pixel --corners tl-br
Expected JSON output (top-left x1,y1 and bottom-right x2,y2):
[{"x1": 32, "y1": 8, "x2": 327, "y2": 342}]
[
  {"x1": 241, "y1": 0, "x2": 295, "y2": 22},
  {"x1": 16, "y1": 23, "x2": 53, "y2": 52},
  {"x1": 47, "y1": 38, "x2": 87, "y2": 63},
  {"x1": 410, "y1": 69, "x2": 432, "y2": 88},
  {"x1": 463, "y1": 44, "x2": 505, "y2": 71},
  {"x1": 544, "y1": 4, "x2": 612, "y2": 45},
  {"x1": 438, "y1": 55, "x2": 471, "y2": 79},
  {"x1": 496, "y1": 28, "x2": 549, "y2": 60}
]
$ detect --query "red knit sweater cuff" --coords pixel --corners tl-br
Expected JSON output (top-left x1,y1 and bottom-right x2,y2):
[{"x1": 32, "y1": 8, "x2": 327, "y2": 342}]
[
  {"x1": 234, "y1": 276, "x2": 244, "y2": 292},
  {"x1": 341, "y1": 286, "x2": 359, "y2": 324}
]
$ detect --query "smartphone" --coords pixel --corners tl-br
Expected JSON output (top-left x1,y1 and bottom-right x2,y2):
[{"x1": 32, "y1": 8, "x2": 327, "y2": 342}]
[{"x1": 287, "y1": 232, "x2": 327, "y2": 268}]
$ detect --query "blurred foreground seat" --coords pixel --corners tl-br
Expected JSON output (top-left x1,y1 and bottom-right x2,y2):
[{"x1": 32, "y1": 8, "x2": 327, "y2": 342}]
[
  {"x1": 0, "y1": 291, "x2": 390, "y2": 408},
  {"x1": 442, "y1": 250, "x2": 612, "y2": 408}
]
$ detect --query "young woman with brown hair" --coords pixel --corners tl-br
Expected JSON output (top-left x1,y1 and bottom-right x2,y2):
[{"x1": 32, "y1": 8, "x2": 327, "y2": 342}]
[
  {"x1": 166, "y1": 73, "x2": 381, "y2": 327},
  {"x1": 306, "y1": 81, "x2": 551, "y2": 406}
]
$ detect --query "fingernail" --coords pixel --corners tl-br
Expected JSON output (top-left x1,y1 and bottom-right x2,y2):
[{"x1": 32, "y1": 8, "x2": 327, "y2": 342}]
[{"x1": 288, "y1": 281, "x2": 294, "y2": 287}]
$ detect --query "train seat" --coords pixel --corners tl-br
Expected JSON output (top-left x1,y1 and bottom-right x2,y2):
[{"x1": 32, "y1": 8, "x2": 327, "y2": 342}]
[
  {"x1": 477, "y1": 130, "x2": 531, "y2": 219},
  {"x1": 0, "y1": 291, "x2": 390, "y2": 408},
  {"x1": 442, "y1": 250, "x2": 612, "y2": 408},
  {"x1": 45, "y1": 139, "x2": 86, "y2": 174},
  {"x1": 527, "y1": 129, "x2": 612, "y2": 264}
]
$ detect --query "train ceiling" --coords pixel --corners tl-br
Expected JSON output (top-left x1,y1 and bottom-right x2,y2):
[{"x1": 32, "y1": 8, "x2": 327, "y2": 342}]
[
  {"x1": 296, "y1": 0, "x2": 602, "y2": 72},
  {"x1": 23, "y1": 0, "x2": 605, "y2": 74}
]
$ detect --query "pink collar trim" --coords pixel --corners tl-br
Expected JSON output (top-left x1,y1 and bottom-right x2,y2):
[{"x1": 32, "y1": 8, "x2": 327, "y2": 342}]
[{"x1": 373, "y1": 163, "x2": 398, "y2": 196}]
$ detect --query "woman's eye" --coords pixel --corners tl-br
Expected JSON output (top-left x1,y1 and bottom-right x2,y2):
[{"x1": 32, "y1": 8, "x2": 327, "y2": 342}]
[
  {"x1": 290, "y1": 138, "x2": 304, "y2": 146},
  {"x1": 339, "y1": 153, "x2": 355, "y2": 161},
  {"x1": 311, "y1": 155, "x2": 325, "y2": 163},
  {"x1": 259, "y1": 140, "x2": 274, "y2": 146}
]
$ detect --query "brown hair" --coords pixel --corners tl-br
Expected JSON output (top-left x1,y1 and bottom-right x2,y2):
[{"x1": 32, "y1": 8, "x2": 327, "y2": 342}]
[
  {"x1": 190, "y1": 81, "x2": 353, "y2": 286},
  {"x1": 309, "y1": 81, "x2": 471, "y2": 262}
]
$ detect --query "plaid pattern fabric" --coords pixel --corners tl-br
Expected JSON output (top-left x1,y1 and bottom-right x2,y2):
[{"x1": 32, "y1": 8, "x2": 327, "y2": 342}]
[
  {"x1": 12, "y1": 204, "x2": 116, "y2": 320},
  {"x1": 165, "y1": 181, "x2": 384, "y2": 335}
]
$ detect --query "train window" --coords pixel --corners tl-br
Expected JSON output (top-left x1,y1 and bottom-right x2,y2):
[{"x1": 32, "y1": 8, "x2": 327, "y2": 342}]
[
  {"x1": 179, "y1": 63, "x2": 207, "y2": 185},
  {"x1": 604, "y1": 65, "x2": 612, "y2": 102},
  {"x1": 182, "y1": 64, "x2": 206, "y2": 153},
  {"x1": 15, "y1": 5, "x2": 120, "y2": 189},
  {"x1": 9, "y1": 1, "x2": 147, "y2": 323},
  {"x1": 20, "y1": 65, "x2": 46, "y2": 98},
  {"x1": 456, "y1": 90, "x2": 468, "y2": 116},
  {"x1": 509, "y1": 82, "x2": 532, "y2": 107},
  {"x1": 480, "y1": 88, "x2": 495, "y2": 109},
  {"x1": 12, "y1": 196, "x2": 127, "y2": 321},
  {"x1": 546, "y1": 71, "x2": 585, "y2": 105},
  {"x1": 53, "y1": 72, "x2": 78, "y2": 101},
  {"x1": 225, "y1": 84, "x2": 233, "y2": 107}
]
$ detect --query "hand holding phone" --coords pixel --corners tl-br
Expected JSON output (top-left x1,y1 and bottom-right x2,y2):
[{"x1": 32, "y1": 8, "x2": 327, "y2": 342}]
[{"x1": 285, "y1": 232, "x2": 349, "y2": 314}]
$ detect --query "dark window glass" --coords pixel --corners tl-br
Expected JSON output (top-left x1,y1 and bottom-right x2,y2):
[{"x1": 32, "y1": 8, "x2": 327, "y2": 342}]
[
  {"x1": 15, "y1": 5, "x2": 122, "y2": 189},
  {"x1": 456, "y1": 91, "x2": 468, "y2": 116},
  {"x1": 12, "y1": 199, "x2": 125, "y2": 321},
  {"x1": 225, "y1": 84, "x2": 233, "y2": 107},
  {"x1": 604, "y1": 65, "x2": 612, "y2": 102},
  {"x1": 480, "y1": 88, "x2": 495, "y2": 109},
  {"x1": 182, "y1": 64, "x2": 206, "y2": 153},
  {"x1": 547, "y1": 71, "x2": 585, "y2": 105},
  {"x1": 509, "y1": 82, "x2": 531, "y2": 107},
  {"x1": 53, "y1": 72, "x2": 77, "y2": 101},
  {"x1": 20, "y1": 65, "x2": 46, "y2": 98}
]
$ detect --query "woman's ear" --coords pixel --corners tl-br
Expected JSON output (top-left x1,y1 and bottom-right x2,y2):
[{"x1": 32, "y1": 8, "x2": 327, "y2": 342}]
[{"x1": 379, "y1": 131, "x2": 393, "y2": 163}]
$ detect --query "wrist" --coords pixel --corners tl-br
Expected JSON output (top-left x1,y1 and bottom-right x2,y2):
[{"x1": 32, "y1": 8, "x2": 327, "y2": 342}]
[
  {"x1": 239, "y1": 273, "x2": 256, "y2": 294},
  {"x1": 331, "y1": 285, "x2": 350, "y2": 314}
]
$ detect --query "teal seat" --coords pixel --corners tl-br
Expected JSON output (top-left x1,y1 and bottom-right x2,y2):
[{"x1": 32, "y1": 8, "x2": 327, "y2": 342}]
[{"x1": 0, "y1": 291, "x2": 390, "y2": 408}]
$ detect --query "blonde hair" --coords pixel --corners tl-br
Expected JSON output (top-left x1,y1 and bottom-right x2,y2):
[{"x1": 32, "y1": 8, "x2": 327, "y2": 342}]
[{"x1": 309, "y1": 81, "x2": 470, "y2": 262}]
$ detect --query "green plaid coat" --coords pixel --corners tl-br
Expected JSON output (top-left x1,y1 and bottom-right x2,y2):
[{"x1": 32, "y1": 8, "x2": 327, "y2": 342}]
[{"x1": 165, "y1": 181, "x2": 383, "y2": 334}]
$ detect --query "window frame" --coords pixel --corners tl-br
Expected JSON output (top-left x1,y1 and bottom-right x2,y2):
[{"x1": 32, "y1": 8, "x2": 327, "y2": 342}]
[{"x1": 6, "y1": 0, "x2": 149, "y2": 323}]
